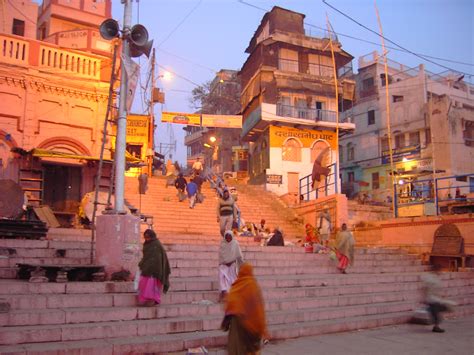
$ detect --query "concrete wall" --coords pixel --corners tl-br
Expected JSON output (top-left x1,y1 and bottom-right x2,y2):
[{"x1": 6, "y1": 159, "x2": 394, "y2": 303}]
[
  {"x1": 355, "y1": 214, "x2": 474, "y2": 256},
  {"x1": 4, "y1": 0, "x2": 38, "y2": 39}
]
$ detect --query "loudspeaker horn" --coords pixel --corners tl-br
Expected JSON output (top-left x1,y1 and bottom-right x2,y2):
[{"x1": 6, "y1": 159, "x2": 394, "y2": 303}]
[
  {"x1": 130, "y1": 24, "x2": 149, "y2": 47},
  {"x1": 99, "y1": 19, "x2": 120, "y2": 40},
  {"x1": 130, "y1": 39, "x2": 153, "y2": 59}
]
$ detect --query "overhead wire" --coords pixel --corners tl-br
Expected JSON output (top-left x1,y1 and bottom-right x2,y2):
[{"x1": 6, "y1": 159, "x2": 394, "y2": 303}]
[
  {"x1": 321, "y1": 0, "x2": 473, "y2": 76},
  {"x1": 236, "y1": 0, "x2": 474, "y2": 69}
]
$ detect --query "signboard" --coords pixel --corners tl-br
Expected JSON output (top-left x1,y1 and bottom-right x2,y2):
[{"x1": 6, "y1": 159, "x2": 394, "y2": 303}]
[
  {"x1": 162, "y1": 112, "x2": 200, "y2": 126},
  {"x1": 266, "y1": 174, "x2": 283, "y2": 184},
  {"x1": 126, "y1": 114, "x2": 149, "y2": 141},
  {"x1": 57, "y1": 30, "x2": 88, "y2": 49},
  {"x1": 269, "y1": 126, "x2": 337, "y2": 149},
  {"x1": 382, "y1": 145, "x2": 421, "y2": 164},
  {"x1": 201, "y1": 114, "x2": 242, "y2": 128}
]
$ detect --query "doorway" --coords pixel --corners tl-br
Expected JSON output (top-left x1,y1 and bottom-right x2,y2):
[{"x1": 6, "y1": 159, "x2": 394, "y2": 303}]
[
  {"x1": 43, "y1": 164, "x2": 82, "y2": 212},
  {"x1": 287, "y1": 172, "x2": 300, "y2": 195}
]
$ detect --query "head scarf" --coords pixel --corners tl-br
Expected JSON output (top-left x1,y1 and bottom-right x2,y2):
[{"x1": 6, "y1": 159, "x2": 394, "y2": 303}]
[
  {"x1": 225, "y1": 263, "x2": 267, "y2": 337},
  {"x1": 219, "y1": 231, "x2": 243, "y2": 265}
]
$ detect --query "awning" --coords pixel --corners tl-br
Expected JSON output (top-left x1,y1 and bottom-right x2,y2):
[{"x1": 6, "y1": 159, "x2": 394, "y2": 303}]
[
  {"x1": 12, "y1": 148, "x2": 143, "y2": 164},
  {"x1": 30, "y1": 148, "x2": 113, "y2": 162}
]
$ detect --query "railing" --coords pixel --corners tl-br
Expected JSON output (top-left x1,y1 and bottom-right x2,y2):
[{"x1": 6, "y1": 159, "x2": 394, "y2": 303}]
[
  {"x1": 299, "y1": 163, "x2": 338, "y2": 201},
  {"x1": 276, "y1": 103, "x2": 337, "y2": 123},
  {"x1": 0, "y1": 35, "x2": 29, "y2": 65},
  {"x1": 0, "y1": 34, "x2": 102, "y2": 80},
  {"x1": 39, "y1": 45, "x2": 100, "y2": 79},
  {"x1": 277, "y1": 58, "x2": 333, "y2": 78},
  {"x1": 394, "y1": 173, "x2": 474, "y2": 216}
]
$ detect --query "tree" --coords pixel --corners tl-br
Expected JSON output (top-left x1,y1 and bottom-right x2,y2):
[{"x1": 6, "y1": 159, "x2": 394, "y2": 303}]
[{"x1": 189, "y1": 77, "x2": 241, "y2": 115}]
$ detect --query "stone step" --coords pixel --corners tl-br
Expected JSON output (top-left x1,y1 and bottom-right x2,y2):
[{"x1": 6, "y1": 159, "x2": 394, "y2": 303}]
[
  {"x1": 3, "y1": 305, "x2": 474, "y2": 354},
  {"x1": 0, "y1": 267, "x2": 17, "y2": 279},
  {"x1": 0, "y1": 299, "x2": 419, "y2": 343}
]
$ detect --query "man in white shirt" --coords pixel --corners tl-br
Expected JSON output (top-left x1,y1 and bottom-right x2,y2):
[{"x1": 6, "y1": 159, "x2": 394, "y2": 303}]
[{"x1": 192, "y1": 157, "x2": 203, "y2": 175}]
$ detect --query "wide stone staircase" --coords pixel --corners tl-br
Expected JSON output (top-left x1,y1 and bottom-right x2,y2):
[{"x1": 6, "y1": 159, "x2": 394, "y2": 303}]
[
  {"x1": 1, "y1": 235, "x2": 474, "y2": 354},
  {"x1": 124, "y1": 176, "x2": 305, "y2": 242}
]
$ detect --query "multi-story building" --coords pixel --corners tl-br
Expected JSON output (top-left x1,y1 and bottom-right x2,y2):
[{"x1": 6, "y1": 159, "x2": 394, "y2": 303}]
[
  {"x1": 184, "y1": 69, "x2": 243, "y2": 174},
  {"x1": 239, "y1": 6, "x2": 355, "y2": 198},
  {"x1": 0, "y1": 0, "x2": 115, "y2": 216},
  {"x1": 340, "y1": 51, "x2": 474, "y2": 205}
]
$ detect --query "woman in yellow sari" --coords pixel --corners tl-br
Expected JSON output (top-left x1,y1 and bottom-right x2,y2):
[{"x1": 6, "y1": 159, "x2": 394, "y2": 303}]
[{"x1": 221, "y1": 263, "x2": 268, "y2": 354}]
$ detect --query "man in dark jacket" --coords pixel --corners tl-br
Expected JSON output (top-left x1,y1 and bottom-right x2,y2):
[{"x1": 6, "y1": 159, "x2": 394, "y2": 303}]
[{"x1": 174, "y1": 173, "x2": 187, "y2": 202}]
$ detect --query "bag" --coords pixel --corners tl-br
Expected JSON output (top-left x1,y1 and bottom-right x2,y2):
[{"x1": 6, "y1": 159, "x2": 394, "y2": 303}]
[
  {"x1": 329, "y1": 250, "x2": 337, "y2": 261},
  {"x1": 133, "y1": 269, "x2": 141, "y2": 291}
]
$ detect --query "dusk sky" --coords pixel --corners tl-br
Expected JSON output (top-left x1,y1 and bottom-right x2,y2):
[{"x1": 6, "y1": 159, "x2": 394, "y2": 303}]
[{"x1": 112, "y1": 0, "x2": 473, "y2": 165}]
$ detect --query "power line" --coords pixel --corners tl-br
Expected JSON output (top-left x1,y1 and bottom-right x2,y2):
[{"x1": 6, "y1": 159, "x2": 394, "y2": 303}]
[
  {"x1": 157, "y1": 47, "x2": 217, "y2": 74},
  {"x1": 157, "y1": 63, "x2": 201, "y2": 87},
  {"x1": 322, "y1": 0, "x2": 473, "y2": 76},
  {"x1": 156, "y1": 0, "x2": 203, "y2": 49},
  {"x1": 236, "y1": 0, "x2": 474, "y2": 69}
]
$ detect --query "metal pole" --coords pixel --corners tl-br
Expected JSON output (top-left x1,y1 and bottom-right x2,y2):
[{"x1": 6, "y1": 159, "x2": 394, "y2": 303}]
[
  {"x1": 148, "y1": 48, "x2": 156, "y2": 176},
  {"x1": 114, "y1": 0, "x2": 132, "y2": 213}
]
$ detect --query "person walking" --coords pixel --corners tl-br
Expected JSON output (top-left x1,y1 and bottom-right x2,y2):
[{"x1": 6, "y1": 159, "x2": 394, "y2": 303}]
[
  {"x1": 192, "y1": 157, "x2": 203, "y2": 175},
  {"x1": 317, "y1": 208, "x2": 332, "y2": 247},
  {"x1": 335, "y1": 223, "x2": 355, "y2": 274},
  {"x1": 221, "y1": 263, "x2": 268, "y2": 355},
  {"x1": 174, "y1": 173, "x2": 187, "y2": 202},
  {"x1": 421, "y1": 265, "x2": 456, "y2": 333},
  {"x1": 218, "y1": 230, "x2": 244, "y2": 302},
  {"x1": 137, "y1": 229, "x2": 170, "y2": 306},
  {"x1": 217, "y1": 188, "x2": 237, "y2": 237},
  {"x1": 186, "y1": 178, "x2": 198, "y2": 209}
]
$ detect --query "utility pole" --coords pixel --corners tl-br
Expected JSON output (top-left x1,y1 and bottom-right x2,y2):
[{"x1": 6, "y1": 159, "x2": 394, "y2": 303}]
[
  {"x1": 114, "y1": 0, "x2": 132, "y2": 213},
  {"x1": 148, "y1": 48, "x2": 156, "y2": 176}
]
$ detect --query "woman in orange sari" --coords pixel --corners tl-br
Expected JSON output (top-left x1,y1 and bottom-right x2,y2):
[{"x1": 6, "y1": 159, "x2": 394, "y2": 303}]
[{"x1": 221, "y1": 263, "x2": 268, "y2": 355}]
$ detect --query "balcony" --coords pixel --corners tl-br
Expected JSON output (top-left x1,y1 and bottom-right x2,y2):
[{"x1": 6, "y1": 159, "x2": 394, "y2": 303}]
[
  {"x1": 276, "y1": 103, "x2": 337, "y2": 123},
  {"x1": 277, "y1": 58, "x2": 333, "y2": 78},
  {"x1": 0, "y1": 33, "x2": 104, "y2": 81}
]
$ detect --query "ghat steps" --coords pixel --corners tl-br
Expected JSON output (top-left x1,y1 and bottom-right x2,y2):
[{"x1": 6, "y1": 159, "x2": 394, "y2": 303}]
[{"x1": 0, "y1": 237, "x2": 473, "y2": 354}]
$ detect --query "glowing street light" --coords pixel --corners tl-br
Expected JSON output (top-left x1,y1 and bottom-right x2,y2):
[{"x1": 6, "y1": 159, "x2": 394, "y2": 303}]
[
  {"x1": 209, "y1": 136, "x2": 217, "y2": 143},
  {"x1": 161, "y1": 71, "x2": 172, "y2": 81}
]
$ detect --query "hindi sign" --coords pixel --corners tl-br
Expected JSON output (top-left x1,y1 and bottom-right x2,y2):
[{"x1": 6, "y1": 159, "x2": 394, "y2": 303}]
[
  {"x1": 269, "y1": 126, "x2": 337, "y2": 149},
  {"x1": 266, "y1": 174, "x2": 283, "y2": 184},
  {"x1": 162, "y1": 112, "x2": 201, "y2": 126},
  {"x1": 201, "y1": 114, "x2": 242, "y2": 128},
  {"x1": 126, "y1": 114, "x2": 149, "y2": 140}
]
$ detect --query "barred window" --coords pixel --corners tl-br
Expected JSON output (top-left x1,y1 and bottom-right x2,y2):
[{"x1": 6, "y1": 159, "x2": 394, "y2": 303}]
[{"x1": 282, "y1": 138, "x2": 301, "y2": 162}]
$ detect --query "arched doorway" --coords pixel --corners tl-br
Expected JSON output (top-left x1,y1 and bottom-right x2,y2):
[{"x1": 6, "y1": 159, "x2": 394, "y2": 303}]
[{"x1": 311, "y1": 140, "x2": 331, "y2": 190}]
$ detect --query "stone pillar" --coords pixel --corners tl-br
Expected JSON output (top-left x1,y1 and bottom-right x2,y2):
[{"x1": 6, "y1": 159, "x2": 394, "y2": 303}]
[{"x1": 95, "y1": 214, "x2": 141, "y2": 278}]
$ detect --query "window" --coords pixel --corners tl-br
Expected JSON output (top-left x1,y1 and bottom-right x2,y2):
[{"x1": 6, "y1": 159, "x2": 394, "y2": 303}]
[
  {"x1": 395, "y1": 133, "x2": 405, "y2": 149},
  {"x1": 368, "y1": 110, "x2": 375, "y2": 125},
  {"x1": 464, "y1": 121, "x2": 474, "y2": 147},
  {"x1": 362, "y1": 77, "x2": 374, "y2": 90},
  {"x1": 425, "y1": 128, "x2": 431, "y2": 145},
  {"x1": 296, "y1": 99, "x2": 307, "y2": 119},
  {"x1": 282, "y1": 138, "x2": 301, "y2": 162},
  {"x1": 380, "y1": 73, "x2": 393, "y2": 86},
  {"x1": 372, "y1": 172, "x2": 380, "y2": 189},
  {"x1": 12, "y1": 19, "x2": 25, "y2": 36},
  {"x1": 409, "y1": 131, "x2": 420, "y2": 146},
  {"x1": 339, "y1": 145, "x2": 343, "y2": 163},
  {"x1": 279, "y1": 48, "x2": 299, "y2": 72},
  {"x1": 347, "y1": 143, "x2": 354, "y2": 161},
  {"x1": 348, "y1": 172, "x2": 355, "y2": 183},
  {"x1": 381, "y1": 137, "x2": 389, "y2": 153},
  {"x1": 393, "y1": 95, "x2": 404, "y2": 103},
  {"x1": 311, "y1": 141, "x2": 330, "y2": 166}
]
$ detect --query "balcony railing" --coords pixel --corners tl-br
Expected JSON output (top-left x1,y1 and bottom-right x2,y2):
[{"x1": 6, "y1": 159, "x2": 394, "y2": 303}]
[
  {"x1": 277, "y1": 58, "x2": 333, "y2": 78},
  {"x1": 0, "y1": 34, "x2": 102, "y2": 80},
  {"x1": 276, "y1": 103, "x2": 337, "y2": 123}
]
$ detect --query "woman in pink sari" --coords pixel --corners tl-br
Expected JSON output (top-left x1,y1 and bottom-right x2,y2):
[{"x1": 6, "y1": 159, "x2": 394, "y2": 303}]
[
  {"x1": 137, "y1": 229, "x2": 171, "y2": 306},
  {"x1": 335, "y1": 223, "x2": 355, "y2": 274}
]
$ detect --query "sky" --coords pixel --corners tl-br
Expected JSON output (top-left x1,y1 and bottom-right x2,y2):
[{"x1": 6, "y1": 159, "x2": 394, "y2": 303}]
[{"x1": 111, "y1": 0, "x2": 474, "y2": 165}]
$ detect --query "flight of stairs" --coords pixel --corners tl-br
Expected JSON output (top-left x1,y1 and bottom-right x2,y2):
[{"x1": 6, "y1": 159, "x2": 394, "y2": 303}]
[
  {"x1": 124, "y1": 176, "x2": 305, "y2": 241},
  {"x1": 1, "y1": 236, "x2": 473, "y2": 353}
]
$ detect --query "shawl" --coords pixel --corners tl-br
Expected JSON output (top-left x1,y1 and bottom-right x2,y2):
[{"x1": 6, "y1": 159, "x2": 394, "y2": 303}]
[
  {"x1": 219, "y1": 233, "x2": 244, "y2": 265},
  {"x1": 138, "y1": 238, "x2": 171, "y2": 293},
  {"x1": 336, "y1": 230, "x2": 355, "y2": 264},
  {"x1": 225, "y1": 263, "x2": 267, "y2": 338},
  {"x1": 267, "y1": 230, "x2": 284, "y2": 246}
]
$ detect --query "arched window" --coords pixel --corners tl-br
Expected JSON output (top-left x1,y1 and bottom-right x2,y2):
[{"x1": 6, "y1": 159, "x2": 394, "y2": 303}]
[
  {"x1": 282, "y1": 138, "x2": 301, "y2": 162},
  {"x1": 311, "y1": 140, "x2": 330, "y2": 165}
]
